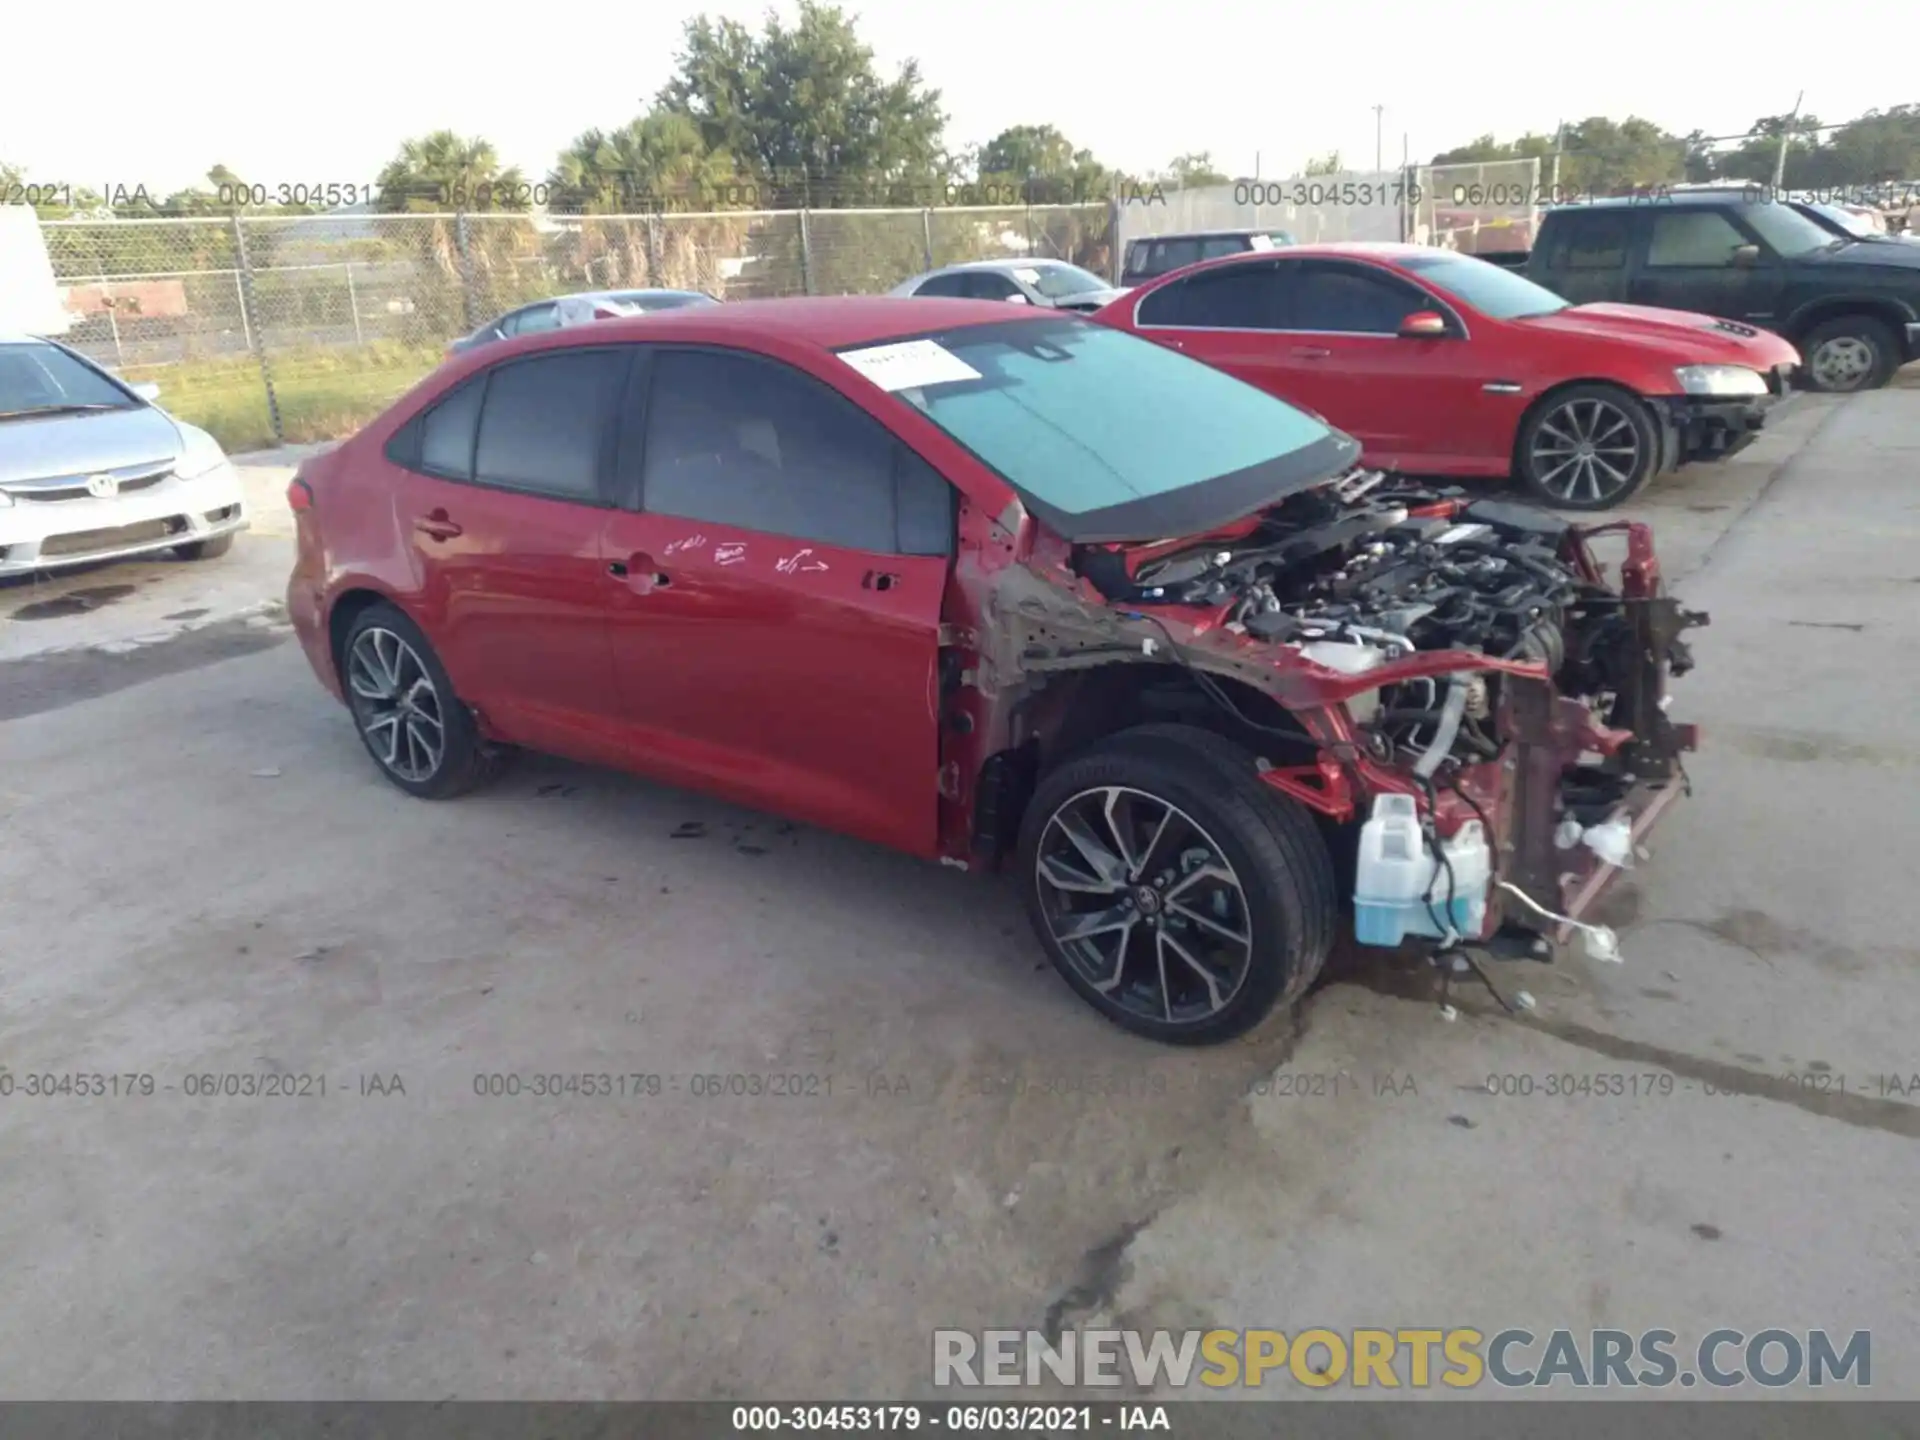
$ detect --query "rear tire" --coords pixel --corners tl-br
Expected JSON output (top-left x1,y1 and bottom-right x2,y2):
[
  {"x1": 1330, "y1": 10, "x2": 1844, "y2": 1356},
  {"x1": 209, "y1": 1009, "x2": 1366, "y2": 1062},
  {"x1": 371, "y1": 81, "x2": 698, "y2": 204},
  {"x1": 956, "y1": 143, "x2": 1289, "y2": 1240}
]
[
  {"x1": 1798, "y1": 315, "x2": 1898, "y2": 393},
  {"x1": 1016, "y1": 723, "x2": 1337, "y2": 1046},
  {"x1": 174, "y1": 533, "x2": 235, "y2": 560},
  {"x1": 1514, "y1": 383, "x2": 1659, "y2": 511},
  {"x1": 339, "y1": 601, "x2": 508, "y2": 799}
]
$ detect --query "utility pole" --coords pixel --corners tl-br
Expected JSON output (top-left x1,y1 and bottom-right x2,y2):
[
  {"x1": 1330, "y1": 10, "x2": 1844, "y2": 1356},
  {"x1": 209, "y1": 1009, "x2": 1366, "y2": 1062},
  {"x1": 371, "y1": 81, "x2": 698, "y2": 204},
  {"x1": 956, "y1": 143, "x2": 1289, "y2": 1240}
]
[
  {"x1": 1772, "y1": 91, "x2": 1804, "y2": 193},
  {"x1": 1374, "y1": 105, "x2": 1385, "y2": 173},
  {"x1": 1550, "y1": 121, "x2": 1565, "y2": 196}
]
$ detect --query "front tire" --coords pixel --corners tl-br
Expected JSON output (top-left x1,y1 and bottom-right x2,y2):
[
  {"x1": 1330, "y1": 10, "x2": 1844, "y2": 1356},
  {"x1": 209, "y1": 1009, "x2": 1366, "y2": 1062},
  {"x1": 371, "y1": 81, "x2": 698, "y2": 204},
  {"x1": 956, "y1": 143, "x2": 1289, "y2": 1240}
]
[
  {"x1": 339, "y1": 601, "x2": 506, "y2": 799},
  {"x1": 1798, "y1": 315, "x2": 1897, "y2": 393},
  {"x1": 1515, "y1": 384, "x2": 1659, "y2": 511},
  {"x1": 1016, "y1": 724, "x2": 1337, "y2": 1046}
]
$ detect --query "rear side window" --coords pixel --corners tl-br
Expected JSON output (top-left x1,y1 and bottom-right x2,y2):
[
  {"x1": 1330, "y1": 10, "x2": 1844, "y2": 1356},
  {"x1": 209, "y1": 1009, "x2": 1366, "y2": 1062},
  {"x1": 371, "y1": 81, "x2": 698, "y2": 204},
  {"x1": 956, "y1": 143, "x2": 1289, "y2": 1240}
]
[
  {"x1": 1137, "y1": 263, "x2": 1289, "y2": 328},
  {"x1": 963, "y1": 271, "x2": 1020, "y2": 300},
  {"x1": 641, "y1": 349, "x2": 953, "y2": 556},
  {"x1": 1199, "y1": 236, "x2": 1250, "y2": 260},
  {"x1": 473, "y1": 350, "x2": 629, "y2": 500},
  {"x1": 417, "y1": 377, "x2": 486, "y2": 478},
  {"x1": 1544, "y1": 212, "x2": 1631, "y2": 270},
  {"x1": 1152, "y1": 238, "x2": 1202, "y2": 272}
]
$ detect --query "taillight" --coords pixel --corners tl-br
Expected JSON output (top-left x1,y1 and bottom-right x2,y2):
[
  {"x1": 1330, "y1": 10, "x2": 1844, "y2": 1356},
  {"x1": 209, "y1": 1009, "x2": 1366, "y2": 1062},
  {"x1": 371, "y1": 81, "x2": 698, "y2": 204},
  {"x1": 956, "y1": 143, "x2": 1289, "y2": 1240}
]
[{"x1": 288, "y1": 477, "x2": 314, "y2": 511}]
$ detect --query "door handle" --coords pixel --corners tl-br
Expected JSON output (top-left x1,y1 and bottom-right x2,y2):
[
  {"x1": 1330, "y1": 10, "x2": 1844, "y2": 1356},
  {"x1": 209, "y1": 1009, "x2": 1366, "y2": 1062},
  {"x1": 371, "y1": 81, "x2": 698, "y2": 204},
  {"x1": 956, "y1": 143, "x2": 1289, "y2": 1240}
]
[
  {"x1": 614, "y1": 552, "x2": 671, "y2": 593},
  {"x1": 1289, "y1": 346, "x2": 1331, "y2": 359},
  {"x1": 862, "y1": 569, "x2": 902, "y2": 592},
  {"x1": 413, "y1": 511, "x2": 462, "y2": 541}
]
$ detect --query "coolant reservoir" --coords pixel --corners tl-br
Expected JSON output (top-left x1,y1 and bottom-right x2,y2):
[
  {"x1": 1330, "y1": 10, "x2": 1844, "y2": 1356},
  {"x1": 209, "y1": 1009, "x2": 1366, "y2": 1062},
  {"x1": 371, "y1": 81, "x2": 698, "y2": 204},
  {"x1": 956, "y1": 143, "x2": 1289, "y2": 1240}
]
[
  {"x1": 1300, "y1": 641, "x2": 1385, "y2": 724},
  {"x1": 1353, "y1": 796, "x2": 1491, "y2": 947}
]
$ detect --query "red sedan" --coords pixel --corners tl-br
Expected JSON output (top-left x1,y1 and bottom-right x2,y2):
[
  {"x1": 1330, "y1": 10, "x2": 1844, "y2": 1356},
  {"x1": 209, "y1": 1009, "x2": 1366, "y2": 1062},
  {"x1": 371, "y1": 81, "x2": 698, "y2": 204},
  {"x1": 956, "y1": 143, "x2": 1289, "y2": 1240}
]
[
  {"x1": 287, "y1": 297, "x2": 1703, "y2": 1044},
  {"x1": 1092, "y1": 243, "x2": 1799, "y2": 509}
]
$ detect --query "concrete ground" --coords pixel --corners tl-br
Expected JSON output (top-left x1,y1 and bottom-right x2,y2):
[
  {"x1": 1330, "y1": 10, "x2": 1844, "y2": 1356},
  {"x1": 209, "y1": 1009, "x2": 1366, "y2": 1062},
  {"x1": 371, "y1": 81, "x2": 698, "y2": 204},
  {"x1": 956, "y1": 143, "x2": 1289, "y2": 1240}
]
[{"x1": 1, "y1": 394, "x2": 1914, "y2": 1401}]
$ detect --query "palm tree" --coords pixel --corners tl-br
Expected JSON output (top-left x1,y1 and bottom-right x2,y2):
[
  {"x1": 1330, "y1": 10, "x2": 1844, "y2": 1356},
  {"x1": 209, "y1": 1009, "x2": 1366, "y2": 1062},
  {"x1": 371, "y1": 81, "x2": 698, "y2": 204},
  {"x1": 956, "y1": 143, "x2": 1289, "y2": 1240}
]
[
  {"x1": 372, "y1": 131, "x2": 534, "y2": 328},
  {"x1": 374, "y1": 131, "x2": 528, "y2": 214}
]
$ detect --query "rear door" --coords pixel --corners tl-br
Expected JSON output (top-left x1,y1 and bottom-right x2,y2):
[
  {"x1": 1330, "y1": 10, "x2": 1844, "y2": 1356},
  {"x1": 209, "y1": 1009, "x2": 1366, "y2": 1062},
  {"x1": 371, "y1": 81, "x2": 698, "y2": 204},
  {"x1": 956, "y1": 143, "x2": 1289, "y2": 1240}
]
[
  {"x1": 1533, "y1": 208, "x2": 1635, "y2": 306},
  {"x1": 387, "y1": 347, "x2": 631, "y2": 760},
  {"x1": 599, "y1": 346, "x2": 955, "y2": 856}
]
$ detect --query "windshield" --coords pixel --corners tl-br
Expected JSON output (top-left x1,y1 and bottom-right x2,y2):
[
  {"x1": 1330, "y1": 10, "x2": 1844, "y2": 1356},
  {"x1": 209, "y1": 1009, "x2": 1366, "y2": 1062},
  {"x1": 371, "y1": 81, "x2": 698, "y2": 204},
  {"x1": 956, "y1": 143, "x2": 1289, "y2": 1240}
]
[
  {"x1": 1742, "y1": 201, "x2": 1838, "y2": 256},
  {"x1": 0, "y1": 341, "x2": 137, "y2": 417},
  {"x1": 835, "y1": 316, "x2": 1355, "y2": 542},
  {"x1": 1800, "y1": 202, "x2": 1875, "y2": 239},
  {"x1": 1398, "y1": 251, "x2": 1568, "y2": 319},
  {"x1": 1025, "y1": 265, "x2": 1112, "y2": 300}
]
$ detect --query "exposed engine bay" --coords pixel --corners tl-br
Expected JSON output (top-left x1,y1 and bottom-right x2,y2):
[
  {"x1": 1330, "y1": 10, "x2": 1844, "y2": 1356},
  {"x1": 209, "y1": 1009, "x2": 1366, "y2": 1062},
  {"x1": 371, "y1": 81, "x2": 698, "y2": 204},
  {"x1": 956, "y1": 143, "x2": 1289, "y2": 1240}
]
[{"x1": 1075, "y1": 469, "x2": 1699, "y2": 776}]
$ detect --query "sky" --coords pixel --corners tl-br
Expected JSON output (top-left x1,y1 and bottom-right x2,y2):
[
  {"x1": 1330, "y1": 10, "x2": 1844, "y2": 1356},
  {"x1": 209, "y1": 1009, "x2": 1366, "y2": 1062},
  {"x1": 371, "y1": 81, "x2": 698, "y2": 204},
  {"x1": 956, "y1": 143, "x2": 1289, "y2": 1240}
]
[{"x1": 3, "y1": 0, "x2": 1913, "y2": 197}]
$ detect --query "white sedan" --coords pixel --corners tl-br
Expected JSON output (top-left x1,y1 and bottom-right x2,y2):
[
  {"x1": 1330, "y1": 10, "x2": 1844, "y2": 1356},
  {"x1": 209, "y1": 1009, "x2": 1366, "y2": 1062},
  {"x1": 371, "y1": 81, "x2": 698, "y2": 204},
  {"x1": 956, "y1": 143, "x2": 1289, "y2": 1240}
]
[
  {"x1": 0, "y1": 335, "x2": 247, "y2": 577},
  {"x1": 889, "y1": 259, "x2": 1127, "y2": 313}
]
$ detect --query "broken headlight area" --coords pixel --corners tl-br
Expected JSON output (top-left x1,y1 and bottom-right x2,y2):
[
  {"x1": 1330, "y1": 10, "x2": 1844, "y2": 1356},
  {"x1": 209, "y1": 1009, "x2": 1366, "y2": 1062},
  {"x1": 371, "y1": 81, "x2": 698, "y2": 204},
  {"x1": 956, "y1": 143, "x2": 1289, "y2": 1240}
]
[{"x1": 1073, "y1": 469, "x2": 1708, "y2": 951}]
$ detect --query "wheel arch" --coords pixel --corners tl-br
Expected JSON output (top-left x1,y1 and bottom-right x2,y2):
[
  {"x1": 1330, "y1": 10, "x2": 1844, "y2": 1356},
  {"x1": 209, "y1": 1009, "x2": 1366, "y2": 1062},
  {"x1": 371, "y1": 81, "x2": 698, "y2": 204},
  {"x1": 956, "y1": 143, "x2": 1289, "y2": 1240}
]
[
  {"x1": 1510, "y1": 376, "x2": 1655, "y2": 468},
  {"x1": 1783, "y1": 296, "x2": 1915, "y2": 353},
  {"x1": 326, "y1": 584, "x2": 415, "y2": 689}
]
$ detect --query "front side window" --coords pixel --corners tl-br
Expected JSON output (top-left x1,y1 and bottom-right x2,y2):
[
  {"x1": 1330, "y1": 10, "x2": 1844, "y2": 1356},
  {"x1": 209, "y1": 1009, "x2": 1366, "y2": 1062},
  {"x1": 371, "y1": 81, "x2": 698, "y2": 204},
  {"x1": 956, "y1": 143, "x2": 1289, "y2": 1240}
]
[
  {"x1": 914, "y1": 273, "x2": 971, "y2": 298},
  {"x1": 1647, "y1": 211, "x2": 1750, "y2": 267},
  {"x1": 1289, "y1": 263, "x2": 1427, "y2": 333},
  {"x1": 641, "y1": 349, "x2": 952, "y2": 556},
  {"x1": 504, "y1": 304, "x2": 561, "y2": 337},
  {"x1": 836, "y1": 316, "x2": 1351, "y2": 542},
  {"x1": 0, "y1": 342, "x2": 137, "y2": 418}
]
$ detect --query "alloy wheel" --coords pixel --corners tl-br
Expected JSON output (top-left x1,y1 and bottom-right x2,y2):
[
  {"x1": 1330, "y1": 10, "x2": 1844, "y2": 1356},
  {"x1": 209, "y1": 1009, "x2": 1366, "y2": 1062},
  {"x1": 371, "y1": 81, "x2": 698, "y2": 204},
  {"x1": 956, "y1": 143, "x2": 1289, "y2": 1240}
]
[
  {"x1": 1529, "y1": 396, "x2": 1643, "y2": 505},
  {"x1": 346, "y1": 627, "x2": 446, "y2": 783},
  {"x1": 1033, "y1": 786, "x2": 1254, "y2": 1026},
  {"x1": 1809, "y1": 335, "x2": 1876, "y2": 392}
]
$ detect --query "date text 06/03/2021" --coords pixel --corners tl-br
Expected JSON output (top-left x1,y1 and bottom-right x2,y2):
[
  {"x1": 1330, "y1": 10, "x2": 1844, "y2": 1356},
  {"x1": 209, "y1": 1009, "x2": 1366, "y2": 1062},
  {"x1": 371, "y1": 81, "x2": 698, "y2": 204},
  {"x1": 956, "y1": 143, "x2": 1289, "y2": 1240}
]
[{"x1": 729, "y1": 1405, "x2": 1171, "y2": 1432}]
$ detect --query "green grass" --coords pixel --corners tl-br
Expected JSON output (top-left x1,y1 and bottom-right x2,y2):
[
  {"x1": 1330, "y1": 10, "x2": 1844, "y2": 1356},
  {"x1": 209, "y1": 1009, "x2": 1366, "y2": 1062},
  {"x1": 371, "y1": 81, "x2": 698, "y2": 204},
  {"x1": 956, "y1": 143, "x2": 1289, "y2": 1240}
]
[{"x1": 125, "y1": 342, "x2": 447, "y2": 454}]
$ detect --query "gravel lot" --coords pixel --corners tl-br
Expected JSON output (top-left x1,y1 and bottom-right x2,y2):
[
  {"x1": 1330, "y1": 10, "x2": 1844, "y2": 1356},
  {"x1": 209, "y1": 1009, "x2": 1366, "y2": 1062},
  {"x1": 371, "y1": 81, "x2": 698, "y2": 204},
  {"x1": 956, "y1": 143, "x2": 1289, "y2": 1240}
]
[{"x1": 2, "y1": 390, "x2": 1915, "y2": 1401}]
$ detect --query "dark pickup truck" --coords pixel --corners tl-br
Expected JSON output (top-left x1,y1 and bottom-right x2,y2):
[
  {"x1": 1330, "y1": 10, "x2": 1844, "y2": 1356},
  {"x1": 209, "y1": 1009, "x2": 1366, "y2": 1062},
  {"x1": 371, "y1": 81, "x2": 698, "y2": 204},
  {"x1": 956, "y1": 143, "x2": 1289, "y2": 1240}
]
[{"x1": 1486, "y1": 190, "x2": 1920, "y2": 392}]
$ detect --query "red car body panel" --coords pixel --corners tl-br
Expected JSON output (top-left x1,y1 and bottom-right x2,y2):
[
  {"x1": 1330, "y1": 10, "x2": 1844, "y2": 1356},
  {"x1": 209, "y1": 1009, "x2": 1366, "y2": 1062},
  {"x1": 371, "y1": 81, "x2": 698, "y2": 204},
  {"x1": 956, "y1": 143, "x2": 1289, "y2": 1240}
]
[
  {"x1": 1091, "y1": 243, "x2": 1799, "y2": 477},
  {"x1": 288, "y1": 296, "x2": 1703, "y2": 950}
]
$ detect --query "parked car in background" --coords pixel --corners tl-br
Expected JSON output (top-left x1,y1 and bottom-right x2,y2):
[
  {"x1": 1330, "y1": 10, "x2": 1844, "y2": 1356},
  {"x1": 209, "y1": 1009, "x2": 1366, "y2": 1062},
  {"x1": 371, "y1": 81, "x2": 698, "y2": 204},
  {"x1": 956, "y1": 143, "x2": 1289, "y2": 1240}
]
[
  {"x1": 448, "y1": 289, "x2": 717, "y2": 356},
  {"x1": 1120, "y1": 230, "x2": 1297, "y2": 288},
  {"x1": 0, "y1": 335, "x2": 247, "y2": 574},
  {"x1": 1488, "y1": 191, "x2": 1920, "y2": 392},
  {"x1": 1093, "y1": 244, "x2": 1796, "y2": 509},
  {"x1": 283, "y1": 296, "x2": 1703, "y2": 1045},
  {"x1": 888, "y1": 260, "x2": 1125, "y2": 313}
]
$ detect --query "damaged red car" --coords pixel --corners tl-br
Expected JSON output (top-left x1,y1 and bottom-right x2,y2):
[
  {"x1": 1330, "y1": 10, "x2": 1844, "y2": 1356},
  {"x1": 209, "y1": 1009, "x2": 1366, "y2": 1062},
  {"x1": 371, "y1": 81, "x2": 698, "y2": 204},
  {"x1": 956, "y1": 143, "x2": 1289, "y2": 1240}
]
[{"x1": 286, "y1": 298, "x2": 1704, "y2": 1045}]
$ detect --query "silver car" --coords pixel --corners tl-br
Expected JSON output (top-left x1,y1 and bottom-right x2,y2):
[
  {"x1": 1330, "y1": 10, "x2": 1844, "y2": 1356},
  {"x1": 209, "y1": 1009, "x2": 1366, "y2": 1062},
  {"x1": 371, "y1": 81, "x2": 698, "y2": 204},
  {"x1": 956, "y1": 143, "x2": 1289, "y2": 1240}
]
[
  {"x1": 0, "y1": 335, "x2": 248, "y2": 577},
  {"x1": 449, "y1": 288, "x2": 719, "y2": 354},
  {"x1": 888, "y1": 260, "x2": 1127, "y2": 313}
]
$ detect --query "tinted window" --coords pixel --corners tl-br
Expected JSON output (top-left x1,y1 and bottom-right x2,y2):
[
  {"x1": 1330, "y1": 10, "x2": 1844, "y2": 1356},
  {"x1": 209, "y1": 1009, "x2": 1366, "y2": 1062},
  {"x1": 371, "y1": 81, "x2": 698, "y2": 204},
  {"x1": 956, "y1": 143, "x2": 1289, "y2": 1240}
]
[
  {"x1": 642, "y1": 350, "x2": 951, "y2": 556},
  {"x1": 1545, "y1": 212, "x2": 1631, "y2": 269},
  {"x1": 1647, "y1": 211, "x2": 1749, "y2": 267},
  {"x1": 964, "y1": 271, "x2": 1020, "y2": 300},
  {"x1": 915, "y1": 273, "x2": 970, "y2": 297},
  {"x1": 472, "y1": 350, "x2": 628, "y2": 500},
  {"x1": 418, "y1": 376, "x2": 486, "y2": 478},
  {"x1": 1290, "y1": 264, "x2": 1426, "y2": 333},
  {"x1": 1152, "y1": 239, "x2": 1202, "y2": 272},
  {"x1": 1137, "y1": 263, "x2": 1288, "y2": 328},
  {"x1": 1200, "y1": 236, "x2": 1250, "y2": 260}
]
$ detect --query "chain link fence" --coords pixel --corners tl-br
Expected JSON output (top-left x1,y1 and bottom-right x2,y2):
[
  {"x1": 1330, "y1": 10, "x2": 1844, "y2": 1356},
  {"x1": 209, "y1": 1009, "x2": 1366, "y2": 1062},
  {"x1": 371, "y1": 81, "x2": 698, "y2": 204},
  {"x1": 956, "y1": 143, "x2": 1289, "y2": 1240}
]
[
  {"x1": 37, "y1": 203, "x2": 1113, "y2": 452},
  {"x1": 1410, "y1": 159, "x2": 1544, "y2": 255}
]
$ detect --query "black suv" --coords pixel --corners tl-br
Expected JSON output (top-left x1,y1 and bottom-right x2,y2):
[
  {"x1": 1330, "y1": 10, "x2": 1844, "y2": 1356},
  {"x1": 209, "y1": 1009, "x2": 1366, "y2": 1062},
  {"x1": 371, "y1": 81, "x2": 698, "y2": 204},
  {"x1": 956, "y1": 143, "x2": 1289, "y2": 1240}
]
[
  {"x1": 1513, "y1": 191, "x2": 1920, "y2": 392},
  {"x1": 1119, "y1": 230, "x2": 1296, "y2": 288}
]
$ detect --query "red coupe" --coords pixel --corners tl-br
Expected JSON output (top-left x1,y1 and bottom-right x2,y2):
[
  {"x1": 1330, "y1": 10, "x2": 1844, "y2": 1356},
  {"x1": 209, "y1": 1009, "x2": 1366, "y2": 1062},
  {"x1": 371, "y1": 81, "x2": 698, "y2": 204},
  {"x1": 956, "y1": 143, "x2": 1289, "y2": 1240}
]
[
  {"x1": 1092, "y1": 243, "x2": 1799, "y2": 509},
  {"x1": 287, "y1": 298, "x2": 1703, "y2": 1044}
]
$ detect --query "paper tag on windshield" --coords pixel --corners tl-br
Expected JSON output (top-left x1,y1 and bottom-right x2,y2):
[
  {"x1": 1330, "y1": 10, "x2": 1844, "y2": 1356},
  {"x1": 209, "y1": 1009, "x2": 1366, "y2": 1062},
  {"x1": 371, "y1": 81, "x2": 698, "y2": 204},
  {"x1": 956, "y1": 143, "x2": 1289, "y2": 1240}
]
[
  {"x1": 839, "y1": 339, "x2": 981, "y2": 392},
  {"x1": 1012, "y1": 267, "x2": 1042, "y2": 284}
]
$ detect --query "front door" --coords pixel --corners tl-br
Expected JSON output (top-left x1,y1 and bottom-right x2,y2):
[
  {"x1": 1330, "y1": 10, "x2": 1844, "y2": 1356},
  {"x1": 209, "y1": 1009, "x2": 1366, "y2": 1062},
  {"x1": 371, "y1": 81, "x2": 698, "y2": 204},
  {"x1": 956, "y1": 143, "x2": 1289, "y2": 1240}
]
[
  {"x1": 1628, "y1": 208, "x2": 1782, "y2": 325},
  {"x1": 600, "y1": 346, "x2": 954, "y2": 856},
  {"x1": 388, "y1": 347, "x2": 632, "y2": 761}
]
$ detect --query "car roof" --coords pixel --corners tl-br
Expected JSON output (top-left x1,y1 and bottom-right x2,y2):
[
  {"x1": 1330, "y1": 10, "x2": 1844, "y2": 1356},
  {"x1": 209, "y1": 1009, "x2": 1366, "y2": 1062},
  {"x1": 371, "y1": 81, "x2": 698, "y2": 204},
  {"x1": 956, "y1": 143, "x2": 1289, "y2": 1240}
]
[
  {"x1": 1133, "y1": 229, "x2": 1284, "y2": 243},
  {"x1": 925, "y1": 258, "x2": 1078, "y2": 276},
  {"x1": 1549, "y1": 189, "x2": 1753, "y2": 211},
  {"x1": 511, "y1": 288, "x2": 708, "y2": 309},
  {"x1": 509, "y1": 294, "x2": 1058, "y2": 351}
]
